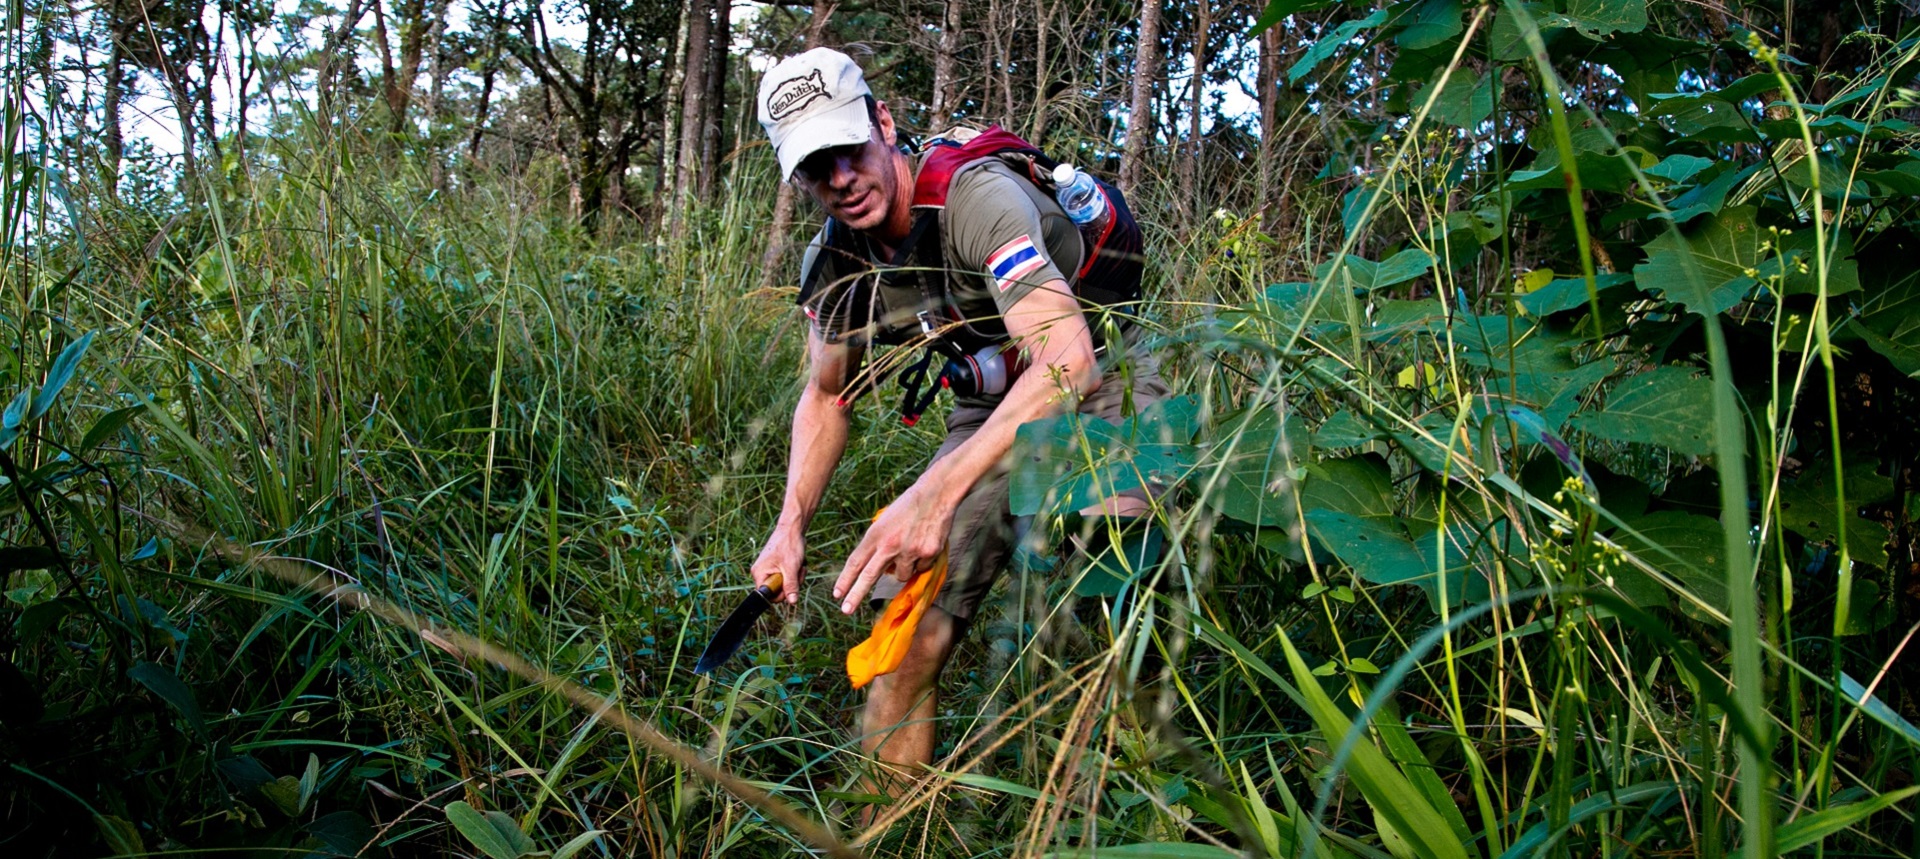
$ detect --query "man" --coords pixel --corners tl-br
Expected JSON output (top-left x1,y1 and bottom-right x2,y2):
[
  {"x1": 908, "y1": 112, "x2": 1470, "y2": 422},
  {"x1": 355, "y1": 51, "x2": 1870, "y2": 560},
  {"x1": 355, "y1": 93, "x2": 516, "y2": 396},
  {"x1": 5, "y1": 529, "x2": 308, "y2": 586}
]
[{"x1": 749, "y1": 47, "x2": 1167, "y2": 791}]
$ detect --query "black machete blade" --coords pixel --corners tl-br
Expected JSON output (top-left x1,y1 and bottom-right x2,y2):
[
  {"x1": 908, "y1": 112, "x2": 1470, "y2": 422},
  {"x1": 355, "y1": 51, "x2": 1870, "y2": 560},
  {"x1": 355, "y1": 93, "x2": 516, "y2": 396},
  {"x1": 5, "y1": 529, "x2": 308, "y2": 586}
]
[{"x1": 692, "y1": 584, "x2": 779, "y2": 675}]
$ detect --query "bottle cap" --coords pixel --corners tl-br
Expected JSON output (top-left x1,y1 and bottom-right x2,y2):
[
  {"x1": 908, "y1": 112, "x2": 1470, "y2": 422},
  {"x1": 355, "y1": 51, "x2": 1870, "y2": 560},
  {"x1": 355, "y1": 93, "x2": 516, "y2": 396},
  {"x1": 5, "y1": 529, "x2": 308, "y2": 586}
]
[{"x1": 1052, "y1": 163, "x2": 1076, "y2": 185}]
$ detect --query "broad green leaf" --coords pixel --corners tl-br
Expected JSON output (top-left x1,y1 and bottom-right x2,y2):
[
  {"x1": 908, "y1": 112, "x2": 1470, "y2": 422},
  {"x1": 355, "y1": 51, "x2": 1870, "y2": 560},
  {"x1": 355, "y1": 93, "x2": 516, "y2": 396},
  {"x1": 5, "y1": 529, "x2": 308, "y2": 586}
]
[
  {"x1": 1316, "y1": 249, "x2": 1435, "y2": 292},
  {"x1": 1370, "y1": 699, "x2": 1476, "y2": 850},
  {"x1": 1775, "y1": 787, "x2": 1920, "y2": 854},
  {"x1": 261, "y1": 775, "x2": 304, "y2": 816},
  {"x1": 1612, "y1": 510, "x2": 1730, "y2": 610},
  {"x1": 1313, "y1": 410, "x2": 1383, "y2": 448},
  {"x1": 1300, "y1": 454, "x2": 1395, "y2": 519},
  {"x1": 1854, "y1": 270, "x2": 1920, "y2": 375},
  {"x1": 1488, "y1": 2, "x2": 1555, "y2": 62},
  {"x1": 1254, "y1": 0, "x2": 1336, "y2": 35},
  {"x1": 446, "y1": 800, "x2": 536, "y2": 859},
  {"x1": 1561, "y1": 0, "x2": 1646, "y2": 38},
  {"x1": 1200, "y1": 405, "x2": 1310, "y2": 527},
  {"x1": 1305, "y1": 510, "x2": 1426, "y2": 586},
  {"x1": 30, "y1": 330, "x2": 95, "y2": 421},
  {"x1": 1778, "y1": 458, "x2": 1895, "y2": 569},
  {"x1": 1645, "y1": 154, "x2": 1714, "y2": 183},
  {"x1": 1412, "y1": 71, "x2": 1491, "y2": 128},
  {"x1": 1517, "y1": 272, "x2": 1634, "y2": 317},
  {"x1": 1572, "y1": 366, "x2": 1716, "y2": 456},
  {"x1": 1647, "y1": 93, "x2": 1760, "y2": 144},
  {"x1": 1289, "y1": 9, "x2": 1389, "y2": 83},
  {"x1": 1665, "y1": 163, "x2": 1757, "y2": 223},
  {"x1": 1397, "y1": 0, "x2": 1463, "y2": 49},
  {"x1": 128, "y1": 661, "x2": 205, "y2": 740},
  {"x1": 1772, "y1": 226, "x2": 1861, "y2": 298},
  {"x1": 1276, "y1": 629, "x2": 1471, "y2": 859},
  {"x1": 306, "y1": 810, "x2": 375, "y2": 857}
]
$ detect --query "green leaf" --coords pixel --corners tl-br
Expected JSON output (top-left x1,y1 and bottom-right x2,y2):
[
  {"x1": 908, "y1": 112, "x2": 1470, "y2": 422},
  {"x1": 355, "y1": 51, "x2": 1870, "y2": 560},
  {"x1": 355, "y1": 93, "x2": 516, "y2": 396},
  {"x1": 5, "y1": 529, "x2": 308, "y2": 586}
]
[
  {"x1": 552, "y1": 830, "x2": 608, "y2": 859},
  {"x1": 1665, "y1": 163, "x2": 1757, "y2": 223},
  {"x1": 1316, "y1": 249, "x2": 1435, "y2": 293},
  {"x1": 31, "y1": 330, "x2": 95, "y2": 421},
  {"x1": 1046, "y1": 845, "x2": 1243, "y2": 859},
  {"x1": 1561, "y1": 0, "x2": 1646, "y2": 38},
  {"x1": 1488, "y1": 2, "x2": 1555, "y2": 62},
  {"x1": 1612, "y1": 510, "x2": 1730, "y2": 610},
  {"x1": 1518, "y1": 272, "x2": 1634, "y2": 317},
  {"x1": 1253, "y1": 0, "x2": 1336, "y2": 35},
  {"x1": 1201, "y1": 405, "x2": 1311, "y2": 527},
  {"x1": 1645, "y1": 154, "x2": 1714, "y2": 184},
  {"x1": 1413, "y1": 71, "x2": 1492, "y2": 128},
  {"x1": 128, "y1": 661, "x2": 206, "y2": 740},
  {"x1": 1572, "y1": 366, "x2": 1716, "y2": 456},
  {"x1": 94, "y1": 814, "x2": 144, "y2": 857},
  {"x1": 1774, "y1": 226, "x2": 1860, "y2": 297},
  {"x1": 80, "y1": 403, "x2": 145, "y2": 454},
  {"x1": 0, "y1": 389, "x2": 30, "y2": 446},
  {"x1": 1775, "y1": 787, "x2": 1920, "y2": 854},
  {"x1": 1305, "y1": 510, "x2": 1427, "y2": 586},
  {"x1": 1313, "y1": 410, "x2": 1383, "y2": 448},
  {"x1": 1840, "y1": 673, "x2": 1920, "y2": 747},
  {"x1": 1500, "y1": 782, "x2": 1679, "y2": 858},
  {"x1": 1779, "y1": 458, "x2": 1895, "y2": 569},
  {"x1": 1289, "y1": 8, "x2": 1389, "y2": 83},
  {"x1": 446, "y1": 801, "x2": 537, "y2": 859},
  {"x1": 1301, "y1": 454, "x2": 1396, "y2": 519},
  {"x1": 305, "y1": 810, "x2": 375, "y2": 857},
  {"x1": 261, "y1": 775, "x2": 304, "y2": 816},
  {"x1": 1397, "y1": 0, "x2": 1463, "y2": 49},
  {"x1": 1854, "y1": 270, "x2": 1920, "y2": 375},
  {"x1": 1276, "y1": 629, "x2": 1471, "y2": 859}
]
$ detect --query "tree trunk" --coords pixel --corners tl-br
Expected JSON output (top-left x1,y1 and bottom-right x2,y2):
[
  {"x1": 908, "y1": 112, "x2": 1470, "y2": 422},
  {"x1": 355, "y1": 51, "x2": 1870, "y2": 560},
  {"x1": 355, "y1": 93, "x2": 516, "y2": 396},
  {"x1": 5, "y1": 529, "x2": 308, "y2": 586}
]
[
  {"x1": 104, "y1": 31, "x2": 126, "y2": 195},
  {"x1": 674, "y1": 0, "x2": 713, "y2": 229},
  {"x1": 1029, "y1": 0, "x2": 1049, "y2": 141},
  {"x1": 931, "y1": 0, "x2": 961, "y2": 120},
  {"x1": 1256, "y1": 22, "x2": 1282, "y2": 225},
  {"x1": 758, "y1": 0, "x2": 836, "y2": 291},
  {"x1": 699, "y1": 0, "x2": 731, "y2": 197},
  {"x1": 1180, "y1": 0, "x2": 1208, "y2": 223},
  {"x1": 467, "y1": 0, "x2": 509, "y2": 158},
  {"x1": 317, "y1": 0, "x2": 369, "y2": 115},
  {"x1": 1118, "y1": 0, "x2": 1162, "y2": 196}
]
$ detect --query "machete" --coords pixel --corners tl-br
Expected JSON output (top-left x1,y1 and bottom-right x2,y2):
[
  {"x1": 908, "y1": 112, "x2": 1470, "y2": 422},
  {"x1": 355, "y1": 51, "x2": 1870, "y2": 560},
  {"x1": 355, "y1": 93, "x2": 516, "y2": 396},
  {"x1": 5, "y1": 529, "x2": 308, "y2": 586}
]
[{"x1": 692, "y1": 572, "x2": 783, "y2": 675}]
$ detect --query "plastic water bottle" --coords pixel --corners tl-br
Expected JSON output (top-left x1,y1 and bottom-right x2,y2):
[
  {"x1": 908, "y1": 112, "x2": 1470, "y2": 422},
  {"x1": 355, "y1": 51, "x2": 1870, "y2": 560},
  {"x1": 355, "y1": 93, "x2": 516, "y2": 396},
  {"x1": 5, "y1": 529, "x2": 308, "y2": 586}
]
[{"x1": 1052, "y1": 164, "x2": 1110, "y2": 231}]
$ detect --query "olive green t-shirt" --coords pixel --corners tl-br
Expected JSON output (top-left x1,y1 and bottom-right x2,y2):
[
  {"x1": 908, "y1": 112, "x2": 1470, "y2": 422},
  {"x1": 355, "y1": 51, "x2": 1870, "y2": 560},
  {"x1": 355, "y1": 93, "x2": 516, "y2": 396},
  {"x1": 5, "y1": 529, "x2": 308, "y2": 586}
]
[{"x1": 800, "y1": 158, "x2": 1084, "y2": 348}]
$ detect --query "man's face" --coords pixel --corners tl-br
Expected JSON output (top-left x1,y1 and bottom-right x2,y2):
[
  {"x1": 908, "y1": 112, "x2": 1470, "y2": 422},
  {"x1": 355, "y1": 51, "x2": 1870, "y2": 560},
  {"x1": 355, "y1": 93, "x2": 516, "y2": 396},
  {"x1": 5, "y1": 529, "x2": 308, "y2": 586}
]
[{"x1": 792, "y1": 122, "x2": 899, "y2": 234}]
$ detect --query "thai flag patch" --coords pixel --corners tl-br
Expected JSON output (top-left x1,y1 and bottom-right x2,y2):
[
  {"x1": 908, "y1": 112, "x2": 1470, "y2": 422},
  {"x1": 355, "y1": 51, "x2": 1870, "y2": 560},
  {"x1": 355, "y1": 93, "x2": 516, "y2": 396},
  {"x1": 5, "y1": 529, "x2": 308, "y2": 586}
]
[{"x1": 986, "y1": 235, "x2": 1048, "y2": 292}]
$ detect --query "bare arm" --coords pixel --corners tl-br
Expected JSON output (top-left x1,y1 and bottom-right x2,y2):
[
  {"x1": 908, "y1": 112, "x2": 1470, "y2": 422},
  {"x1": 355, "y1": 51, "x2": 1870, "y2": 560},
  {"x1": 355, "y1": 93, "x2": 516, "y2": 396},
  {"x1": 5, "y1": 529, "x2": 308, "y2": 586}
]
[
  {"x1": 752, "y1": 327, "x2": 858, "y2": 604},
  {"x1": 831, "y1": 280, "x2": 1097, "y2": 613}
]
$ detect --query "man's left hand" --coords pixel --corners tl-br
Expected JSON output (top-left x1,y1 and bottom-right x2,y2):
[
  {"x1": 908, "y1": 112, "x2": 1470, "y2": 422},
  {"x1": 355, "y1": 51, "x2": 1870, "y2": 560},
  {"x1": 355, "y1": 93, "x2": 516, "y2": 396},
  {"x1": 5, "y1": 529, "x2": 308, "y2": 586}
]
[{"x1": 833, "y1": 483, "x2": 953, "y2": 614}]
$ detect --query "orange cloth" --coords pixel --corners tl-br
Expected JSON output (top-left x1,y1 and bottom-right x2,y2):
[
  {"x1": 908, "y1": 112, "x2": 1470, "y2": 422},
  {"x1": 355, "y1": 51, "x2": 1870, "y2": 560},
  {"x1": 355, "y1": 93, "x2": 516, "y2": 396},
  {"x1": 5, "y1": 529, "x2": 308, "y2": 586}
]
[{"x1": 846, "y1": 553, "x2": 948, "y2": 689}]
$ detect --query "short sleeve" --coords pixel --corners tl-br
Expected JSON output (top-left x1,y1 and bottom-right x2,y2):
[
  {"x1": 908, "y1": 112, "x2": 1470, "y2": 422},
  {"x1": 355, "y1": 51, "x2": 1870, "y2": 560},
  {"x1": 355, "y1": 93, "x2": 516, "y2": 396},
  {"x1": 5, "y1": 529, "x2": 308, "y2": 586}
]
[{"x1": 944, "y1": 166, "x2": 1071, "y2": 313}]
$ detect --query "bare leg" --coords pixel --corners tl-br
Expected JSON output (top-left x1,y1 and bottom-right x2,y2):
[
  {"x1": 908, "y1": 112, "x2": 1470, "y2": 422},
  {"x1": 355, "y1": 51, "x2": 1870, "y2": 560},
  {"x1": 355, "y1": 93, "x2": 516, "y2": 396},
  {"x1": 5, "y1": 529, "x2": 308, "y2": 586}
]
[{"x1": 857, "y1": 606, "x2": 960, "y2": 823}]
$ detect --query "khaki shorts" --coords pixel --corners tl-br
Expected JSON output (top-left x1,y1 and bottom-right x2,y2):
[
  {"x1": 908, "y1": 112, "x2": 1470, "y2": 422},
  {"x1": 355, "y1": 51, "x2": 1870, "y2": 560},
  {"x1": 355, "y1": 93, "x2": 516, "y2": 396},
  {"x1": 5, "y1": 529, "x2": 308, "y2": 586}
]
[{"x1": 870, "y1": 346, "x2": 1170, "y2": 621}]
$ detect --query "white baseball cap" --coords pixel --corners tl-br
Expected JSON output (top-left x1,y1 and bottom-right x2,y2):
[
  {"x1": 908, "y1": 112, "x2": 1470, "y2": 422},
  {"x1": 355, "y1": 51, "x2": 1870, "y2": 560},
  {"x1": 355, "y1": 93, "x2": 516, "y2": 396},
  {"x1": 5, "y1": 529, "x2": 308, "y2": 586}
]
[{"x1": 757, "y1": 48, "x2": 874, "y2": 180}]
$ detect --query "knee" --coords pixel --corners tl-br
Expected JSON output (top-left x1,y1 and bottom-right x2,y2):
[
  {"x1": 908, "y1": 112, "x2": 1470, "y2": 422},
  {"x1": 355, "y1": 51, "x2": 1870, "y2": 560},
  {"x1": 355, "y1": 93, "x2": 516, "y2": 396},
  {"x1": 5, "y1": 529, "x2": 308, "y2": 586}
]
[{"x1": 889, "y1": 608, "x2": 961, "y2": 689}]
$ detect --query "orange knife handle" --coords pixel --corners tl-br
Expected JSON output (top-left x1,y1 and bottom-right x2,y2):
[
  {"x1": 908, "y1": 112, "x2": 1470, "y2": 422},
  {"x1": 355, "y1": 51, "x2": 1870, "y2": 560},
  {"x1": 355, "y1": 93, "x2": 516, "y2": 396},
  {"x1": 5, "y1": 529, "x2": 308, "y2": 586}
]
[{"x1": 762, "y1": 571, "x2": 784, "y2": 597}]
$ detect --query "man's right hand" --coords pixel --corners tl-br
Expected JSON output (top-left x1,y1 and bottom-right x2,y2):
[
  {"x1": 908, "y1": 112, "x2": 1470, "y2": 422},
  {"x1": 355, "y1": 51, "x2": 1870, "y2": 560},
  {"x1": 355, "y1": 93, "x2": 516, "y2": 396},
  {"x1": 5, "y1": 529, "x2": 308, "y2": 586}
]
[{"x1": 751, "y1": 528, "x2": 805, "y2": 605}]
